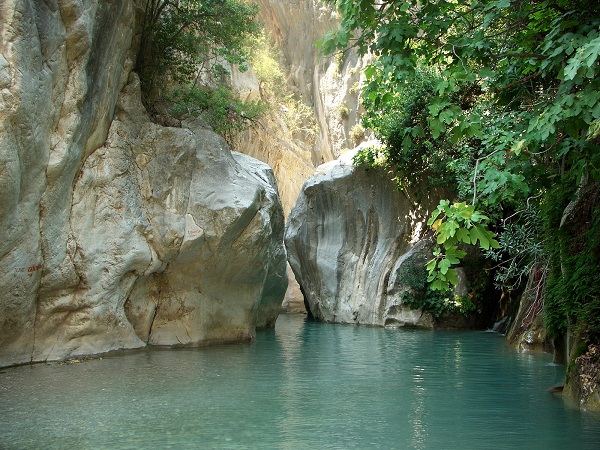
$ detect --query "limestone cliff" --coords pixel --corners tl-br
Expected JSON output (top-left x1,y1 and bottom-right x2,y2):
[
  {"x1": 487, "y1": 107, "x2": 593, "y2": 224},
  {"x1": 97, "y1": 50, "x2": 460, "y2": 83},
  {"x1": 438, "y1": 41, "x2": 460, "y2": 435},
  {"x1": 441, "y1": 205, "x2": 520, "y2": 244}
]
[
  {"x1": 0, "y1": 0, "x2": 287, "y2": 367},
  {"x1": 254, "y1": 0, "x2": 368, "y2": 164},
  {"x1": 229, "y1": 1, "x2": 371, "y2": 314},
  {"x1": 233, "y1": 0, "x2": 370, "y2": 214},
  {"x1": 285, "y1": 148, "x2": 442, "y2": 327}
]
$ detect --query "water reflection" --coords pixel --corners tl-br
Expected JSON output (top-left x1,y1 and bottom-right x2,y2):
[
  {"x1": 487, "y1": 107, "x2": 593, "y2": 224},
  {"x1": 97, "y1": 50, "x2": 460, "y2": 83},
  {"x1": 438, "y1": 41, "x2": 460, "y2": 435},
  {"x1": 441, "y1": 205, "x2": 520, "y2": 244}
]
[
  {"x1": 410, "y1": 365, "x2": 427, "y2": 450},
  {"x1": 0, "y1": 315, "x2": 599, "y2": 449}
]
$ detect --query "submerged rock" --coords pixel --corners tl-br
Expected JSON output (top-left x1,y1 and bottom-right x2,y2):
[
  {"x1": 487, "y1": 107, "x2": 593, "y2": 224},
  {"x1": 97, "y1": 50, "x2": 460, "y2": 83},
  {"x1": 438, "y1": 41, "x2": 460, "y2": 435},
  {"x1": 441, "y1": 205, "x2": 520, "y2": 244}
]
[
  {"x1": 285, "y1": 148, "x2": 443, "y2": 327},
  {"x1": 0, "y1": 1, "x2": 287, "y2": 367}
]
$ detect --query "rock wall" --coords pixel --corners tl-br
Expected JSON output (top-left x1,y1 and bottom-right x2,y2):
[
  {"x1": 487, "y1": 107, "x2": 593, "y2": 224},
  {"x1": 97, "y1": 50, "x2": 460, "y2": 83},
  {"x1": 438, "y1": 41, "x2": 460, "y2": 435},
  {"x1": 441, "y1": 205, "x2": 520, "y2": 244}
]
[
  {"x1": 0, "y1": 0, "x2": 287, "y2": 367},
  {"x1": 232, "y1": 1, "x2": 372, "y2": 314},
  {"x1": 250, "y1": 0, "x2": 370, "y2": 170},
  {"x1": 285, "y1": 148, "x2": 442, "y2": 327},
  {"x1": 506, "y1": 263, "x2": 551, "y2": 353}
]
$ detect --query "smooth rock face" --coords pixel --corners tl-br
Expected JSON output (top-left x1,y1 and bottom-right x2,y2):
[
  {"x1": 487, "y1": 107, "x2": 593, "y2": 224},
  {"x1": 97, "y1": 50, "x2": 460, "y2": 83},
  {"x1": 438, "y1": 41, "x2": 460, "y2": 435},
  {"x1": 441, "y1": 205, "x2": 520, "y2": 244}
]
[
  {"x1": 285, "y1": 148, "x2": 440, "y2": 327},
  {"x1": 254, "y1": 0, "x2": 370, "y2": 166},
  {"x1": 0, "y1": 1, "x2": 287, "y2": 367}
]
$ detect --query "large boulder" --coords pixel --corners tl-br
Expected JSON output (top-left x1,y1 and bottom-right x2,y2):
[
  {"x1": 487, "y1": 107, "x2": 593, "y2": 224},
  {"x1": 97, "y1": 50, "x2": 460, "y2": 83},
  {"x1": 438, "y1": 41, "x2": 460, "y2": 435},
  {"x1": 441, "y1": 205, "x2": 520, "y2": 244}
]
[
  {"x1": 0, "y1": 1, "x2": 287, "y2": 367},
  {"x1": 285, "y1": 148, "x2": 442, "y2": 327}
]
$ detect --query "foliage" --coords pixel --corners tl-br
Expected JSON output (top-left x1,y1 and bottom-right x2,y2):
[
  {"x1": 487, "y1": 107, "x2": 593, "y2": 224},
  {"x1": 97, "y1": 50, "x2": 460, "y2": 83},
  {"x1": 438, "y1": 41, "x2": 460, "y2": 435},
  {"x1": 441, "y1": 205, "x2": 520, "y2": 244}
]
[
  {"x1": 336, "y1": 104, "x2": 350, "y2": 120},
  {"x1": 427, "y1": 201, "x2": 499, "y2": 291},
  {"x1": 486, "y1": 207, "x2": 547, "y2": 290},
  {"x1": 136, "y1": 0, "x2": 263, "y2": 132},
  {"x1": 247, "y1": 30, "x2": 319, "y2": 142},
  {"x1": 171, "y1": 86, "x2": 267, "y2": 135},
  {"x1": 248, "y1": 31, "x2": 286, "y2": 98},
  {"x1": 349, "y1": 123, "x2": 365, "y2": 145},
  {"x1": 354, "y1": 66, "x2": 475, "y2": 195},
  {"x1": 322, "y1": 0, "x2": 600, "y2": 336},
  {"x1": 400, "y1": 264, "x2": 477, "y2": 317},
  {"x1": 279, "y1": 95, "x2": 320, "y2": 143}
]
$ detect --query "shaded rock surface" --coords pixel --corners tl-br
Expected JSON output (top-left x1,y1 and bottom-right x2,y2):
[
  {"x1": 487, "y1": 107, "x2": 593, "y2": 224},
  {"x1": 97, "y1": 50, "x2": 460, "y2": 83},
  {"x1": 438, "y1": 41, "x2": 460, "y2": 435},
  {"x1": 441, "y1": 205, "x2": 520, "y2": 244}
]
[
  {"x1": 0, "y1": 1, "x2": 287, "y2": 367},
  {"x1": 565, "y1": 344, "x2": 600, "y2": 410},
  {"x1": 285, "y1": 148, "x2": 442, "y2": 327},
  {"x1": 507, "y1": 263, "x2": 551, "y2": 353}
]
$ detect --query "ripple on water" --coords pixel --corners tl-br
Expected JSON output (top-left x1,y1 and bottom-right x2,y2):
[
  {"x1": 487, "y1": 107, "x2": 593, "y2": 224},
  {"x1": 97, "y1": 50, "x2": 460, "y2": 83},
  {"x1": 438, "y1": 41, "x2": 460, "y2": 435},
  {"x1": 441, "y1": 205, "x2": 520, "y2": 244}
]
[{"x1": 0, "y1": 314, "x2": 599, "y2": 449}]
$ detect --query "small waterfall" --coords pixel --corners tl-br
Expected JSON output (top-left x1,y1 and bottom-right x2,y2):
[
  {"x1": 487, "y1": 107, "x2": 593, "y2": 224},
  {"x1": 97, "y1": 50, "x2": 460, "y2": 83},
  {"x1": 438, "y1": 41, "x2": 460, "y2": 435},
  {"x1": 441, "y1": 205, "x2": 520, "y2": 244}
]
[{"x1": 488, "y1": 316, "x2": 511, "y2": 335}]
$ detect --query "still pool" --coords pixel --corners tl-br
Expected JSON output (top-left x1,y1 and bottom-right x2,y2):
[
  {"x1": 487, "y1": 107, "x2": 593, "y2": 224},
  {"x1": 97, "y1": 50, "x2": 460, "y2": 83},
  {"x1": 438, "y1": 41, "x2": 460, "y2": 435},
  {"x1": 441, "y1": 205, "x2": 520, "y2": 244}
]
[{"x1": 1, "y1": 314, "x2": 599, "y2": 449}]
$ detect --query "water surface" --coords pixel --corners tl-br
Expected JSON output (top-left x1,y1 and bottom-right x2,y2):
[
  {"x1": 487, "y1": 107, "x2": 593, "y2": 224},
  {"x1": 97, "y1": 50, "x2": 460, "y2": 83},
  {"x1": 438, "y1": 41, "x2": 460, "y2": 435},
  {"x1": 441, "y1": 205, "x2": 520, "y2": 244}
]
[{"x1": 1, "y1": 314, "x2": 599, "y2": 449}]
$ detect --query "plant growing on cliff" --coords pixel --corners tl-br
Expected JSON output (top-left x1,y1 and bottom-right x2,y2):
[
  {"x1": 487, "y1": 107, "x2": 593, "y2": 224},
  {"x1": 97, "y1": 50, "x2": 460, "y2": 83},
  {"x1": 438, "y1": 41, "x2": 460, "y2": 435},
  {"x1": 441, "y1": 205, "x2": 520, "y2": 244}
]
[
  {"x1": 170, "y1": 86, "x2": 267, "y2": 135},
  {"x1": 248, "y1": 30, "x2": 320, "y2": 142},
  {"x1": 136, "y1": 0, "x2": 263, "y2": 131}
]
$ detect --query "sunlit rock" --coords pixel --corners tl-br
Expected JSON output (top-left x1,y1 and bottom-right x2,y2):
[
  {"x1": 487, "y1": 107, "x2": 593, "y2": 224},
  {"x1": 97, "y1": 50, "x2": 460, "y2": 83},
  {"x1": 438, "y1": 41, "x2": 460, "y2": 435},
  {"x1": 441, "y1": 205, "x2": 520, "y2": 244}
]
[
  {"x1": 254, "y1": 0, "x2": 370, "y2": 164},
  {"x1": 285, "y1": 147, "x2": 442, "y2": 327},
  {"x1": 0, "y1": 1, "x2": 287, "y2": 367}
]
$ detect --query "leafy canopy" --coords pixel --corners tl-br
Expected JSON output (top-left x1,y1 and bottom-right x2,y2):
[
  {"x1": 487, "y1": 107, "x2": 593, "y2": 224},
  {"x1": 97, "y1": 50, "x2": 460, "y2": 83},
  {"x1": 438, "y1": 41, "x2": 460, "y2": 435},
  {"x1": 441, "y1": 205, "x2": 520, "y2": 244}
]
[
  {"x1": 322, "y1": 0, "x2": 600, "y2": 295},
  {"x1": 354, "y1": 66, "x2": 471, "y2": 196}
]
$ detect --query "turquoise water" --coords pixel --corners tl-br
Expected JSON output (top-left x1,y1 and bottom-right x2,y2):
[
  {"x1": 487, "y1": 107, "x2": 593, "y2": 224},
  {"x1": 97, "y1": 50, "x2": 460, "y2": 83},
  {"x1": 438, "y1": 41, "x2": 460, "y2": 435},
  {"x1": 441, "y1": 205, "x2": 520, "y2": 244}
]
[{"x1": 1, "y1": 314, "x2": 599, "y2": 449}]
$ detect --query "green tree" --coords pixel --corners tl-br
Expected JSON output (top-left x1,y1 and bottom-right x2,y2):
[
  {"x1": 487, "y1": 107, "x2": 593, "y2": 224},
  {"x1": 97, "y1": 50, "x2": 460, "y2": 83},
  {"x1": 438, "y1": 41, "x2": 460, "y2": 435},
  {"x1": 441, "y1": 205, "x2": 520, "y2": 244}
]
[
  {"x1": 322, "y1": 1, "x2": 600, "y2": 336},
  {"x1": 354, "y1": 66, "x2": 479, "y2": 196},
  {"x1": 136, "y1": 0, "x2": 263, "y2": 132}
]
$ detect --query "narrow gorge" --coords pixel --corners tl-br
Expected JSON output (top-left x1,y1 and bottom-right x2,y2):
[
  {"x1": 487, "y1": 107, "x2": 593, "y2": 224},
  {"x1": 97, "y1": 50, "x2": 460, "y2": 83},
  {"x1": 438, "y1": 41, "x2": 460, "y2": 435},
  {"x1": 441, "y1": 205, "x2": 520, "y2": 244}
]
[{"x1": 1, "y1": 0, "x2": 600, "y2": 438}]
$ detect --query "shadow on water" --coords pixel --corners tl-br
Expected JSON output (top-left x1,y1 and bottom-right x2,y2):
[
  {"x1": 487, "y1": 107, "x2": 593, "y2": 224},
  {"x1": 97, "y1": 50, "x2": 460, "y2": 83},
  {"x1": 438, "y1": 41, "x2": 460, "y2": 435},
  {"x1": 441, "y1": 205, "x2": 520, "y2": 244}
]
[{"x1": 0, "y1": 314, "x2": 599, "y2": 449}]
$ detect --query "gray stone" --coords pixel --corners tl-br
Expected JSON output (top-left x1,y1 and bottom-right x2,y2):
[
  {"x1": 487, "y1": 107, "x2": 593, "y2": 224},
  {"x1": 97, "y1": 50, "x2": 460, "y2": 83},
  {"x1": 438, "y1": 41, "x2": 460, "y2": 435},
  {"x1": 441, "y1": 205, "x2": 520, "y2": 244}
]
[
  {"x1": 0, "y1": 1, "x2": 287, "y2": 367},
  {"x1": 285, "y1": 148, "x2": 442, "y2": 327}
]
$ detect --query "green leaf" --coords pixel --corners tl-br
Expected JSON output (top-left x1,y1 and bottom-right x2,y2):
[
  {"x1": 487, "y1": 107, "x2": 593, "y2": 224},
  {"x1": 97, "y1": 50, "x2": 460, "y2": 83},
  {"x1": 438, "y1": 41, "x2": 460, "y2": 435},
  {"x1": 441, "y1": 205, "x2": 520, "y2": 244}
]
[
  {"x1": 564, "y1": 36, "x2": 600, "y2": 81},
  {"x1": 469, "y1": 224, "x2": 497, "y2": 250},
  {"x1": 478, "y1": 67, "x2": 495, "y2": 79},
  {"x1": 429, "y1": 118, "x2": 444, "y2": 139},
  {"x1": 470, "y1": 211, "x2": 489, "y2": 223},
  {"x1": 455, "y1": 228, "x2": 471, "y2": 244},
  {"x1": 427, "y1": 208, "x2": 442, "y2": 226},
  {"x1": 445, "y1": 254, "x2": 460, "y2": 265},
  {"x1": 446, "y1": 268, "x2": 459, "y2": 286},
  {"x1": 445, "y1": 246, "x2": 467, "y2": 261},
  {"x1": 458, "y1": 204, "x2": 475, "y2": 219},
  {"x1": 428, "y1": 98, "x2": 451, "y2": 116},
  {"x1": 437, "y1": 220, "x2": 459, "y2": 244},
  {"x1": 426, "y1": 259, "x2": 437, "y2": 272},
  {"x1": 439, "y1": 258, "x2": 451, "y2": 275},
  {"x1": 430, "y1": 279, "x2": 448, "y2": 291}
]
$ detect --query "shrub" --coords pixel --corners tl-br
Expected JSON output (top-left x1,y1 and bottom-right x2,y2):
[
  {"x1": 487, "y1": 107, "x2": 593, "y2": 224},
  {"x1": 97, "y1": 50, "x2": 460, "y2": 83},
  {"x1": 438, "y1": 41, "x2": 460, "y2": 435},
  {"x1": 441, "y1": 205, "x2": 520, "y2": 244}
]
[{"x1": 136, "y1": 0, "x2": 263, "y2": 132}]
